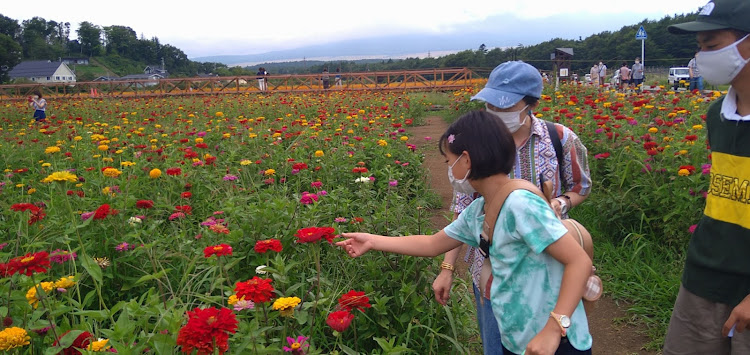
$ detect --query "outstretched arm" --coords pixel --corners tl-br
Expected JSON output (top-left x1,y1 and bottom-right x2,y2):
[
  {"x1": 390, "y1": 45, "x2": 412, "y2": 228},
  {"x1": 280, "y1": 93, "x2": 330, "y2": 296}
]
[{"x1": 337, "y1": 230, "x2": 463, "y2": 258}]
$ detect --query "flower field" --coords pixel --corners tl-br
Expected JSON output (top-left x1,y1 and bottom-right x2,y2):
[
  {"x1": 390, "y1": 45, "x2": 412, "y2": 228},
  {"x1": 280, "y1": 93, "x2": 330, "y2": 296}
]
[{"x1": 0, "y1": 83, "x2": 718, "y2": 353}]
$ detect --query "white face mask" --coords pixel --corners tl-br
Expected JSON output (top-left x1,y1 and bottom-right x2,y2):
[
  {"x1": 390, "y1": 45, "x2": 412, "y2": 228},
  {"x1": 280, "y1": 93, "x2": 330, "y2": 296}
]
[
  {"x1": 697, "y1": 34, "x2": 750, "y2": 85},
  {"x1": 447, "y1": 154, "x2": 476, "y2": 195},
  {"x1": 486, "y1": 104, "x2": 529, "y2": 133}
]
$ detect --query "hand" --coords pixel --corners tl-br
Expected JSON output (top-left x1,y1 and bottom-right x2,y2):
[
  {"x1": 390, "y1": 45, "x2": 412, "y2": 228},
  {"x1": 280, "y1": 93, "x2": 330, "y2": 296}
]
[
  {"x1": 432, "y1": 270, "x2": 454, "y2": 305},
  {"x1": 335, "y1": 232, "x2": 377, "y2": 257},
  {"x1": 550, "y1": 198, "x2": 563, "y2": 219},
  {"x1": 525, "y1": 322, "x2": 562, "y2": 355},
  {"x1": 723, "y1": 294, "x2": 750, "y2": 336}
]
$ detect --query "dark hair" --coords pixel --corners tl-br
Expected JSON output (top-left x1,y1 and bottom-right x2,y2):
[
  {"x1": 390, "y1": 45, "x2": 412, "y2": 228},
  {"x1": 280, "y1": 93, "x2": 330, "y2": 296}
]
[
  {"x1": 622, "y1": 62, "x2": 628, "y2": 67},
  {"x1": 438, "y1": 110, "x2": 515, "y2": 180},
  {"x1": 33, "y1": 91, "x2": 42, "y2": 98},
  {"x1": 733, "y1": 30, "x2": 749, "y2": 40},
  {"x1": 521, "y1": 95, "x2": 539, "y2": 106}
]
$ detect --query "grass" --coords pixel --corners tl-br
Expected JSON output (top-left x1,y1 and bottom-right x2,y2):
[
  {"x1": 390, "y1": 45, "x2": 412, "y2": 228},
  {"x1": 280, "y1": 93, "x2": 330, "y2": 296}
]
[{"x1": 573, "y1": 203, "x2": 685, "y2": 350}]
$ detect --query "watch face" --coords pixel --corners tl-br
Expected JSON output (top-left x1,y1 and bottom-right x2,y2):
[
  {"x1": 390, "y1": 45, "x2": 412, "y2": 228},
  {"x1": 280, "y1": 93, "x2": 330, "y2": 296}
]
[{"x1": 560, "y1": 315, "x2": 571, "y2": 328}]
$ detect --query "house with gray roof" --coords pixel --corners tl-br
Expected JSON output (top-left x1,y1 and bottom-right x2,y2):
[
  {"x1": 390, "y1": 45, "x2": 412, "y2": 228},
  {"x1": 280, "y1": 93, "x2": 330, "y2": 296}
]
[{"x1": 8, "y1": 60, "x2": 77, "y2": 83}]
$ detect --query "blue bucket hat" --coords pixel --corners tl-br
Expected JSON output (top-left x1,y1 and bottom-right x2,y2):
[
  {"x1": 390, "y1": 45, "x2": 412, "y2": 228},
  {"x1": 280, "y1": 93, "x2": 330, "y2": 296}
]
[{"x1": 471, "y1": 61, "x2": 543, "y2": 109}]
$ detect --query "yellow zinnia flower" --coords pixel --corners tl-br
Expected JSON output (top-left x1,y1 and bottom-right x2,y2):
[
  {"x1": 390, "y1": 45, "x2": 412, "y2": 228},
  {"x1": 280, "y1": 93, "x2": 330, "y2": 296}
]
[
  {"x1": 42, "y1": 171, "x2": 78, "y2": 183},
  {"x1": 314, "y1": 150, "x2": 324, "y2": 157},
  {"x1": 264, "y1": 169, "x2": 276, "y2": 176},
  {"x1": 149, "y1": 168, "x2": 162, "y2": 178},
  {"x1": 88, "y1": 338, "x2": 110, "y2": 351},
  {"x1": 272, "y1": 297, "x2": 301, "y2": 317},
  {"x1": 0, "y1": 327, "x2": 31, "y2": 351},
  {"x1": 45, "y1": 146, "x2": 61, "y2": 154},
  {"x1": 102, "y1": 168, "x2": 122, "y2": 178}
]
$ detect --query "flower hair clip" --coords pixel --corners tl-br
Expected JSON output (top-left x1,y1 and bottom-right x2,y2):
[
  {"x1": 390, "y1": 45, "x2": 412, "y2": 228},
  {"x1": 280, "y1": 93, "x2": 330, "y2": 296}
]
[{"x1": 447, "y1": 134, "x2": 456, "y2": 144}]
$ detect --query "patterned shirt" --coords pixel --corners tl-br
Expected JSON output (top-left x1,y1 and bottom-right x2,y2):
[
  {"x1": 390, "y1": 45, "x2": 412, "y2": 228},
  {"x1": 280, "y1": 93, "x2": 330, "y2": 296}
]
[
  {"x1": 450, "y1": 115, "x2": 592, "y2": 288},
  {"x1": 444, "y1": 190, "x2": 592, "y2": 353}
]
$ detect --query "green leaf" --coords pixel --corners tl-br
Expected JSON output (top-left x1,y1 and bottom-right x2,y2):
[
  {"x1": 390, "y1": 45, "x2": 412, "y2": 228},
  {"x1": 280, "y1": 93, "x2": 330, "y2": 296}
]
[{"x1": 80, "y1": 254, "x2": 103, "y2": 284}]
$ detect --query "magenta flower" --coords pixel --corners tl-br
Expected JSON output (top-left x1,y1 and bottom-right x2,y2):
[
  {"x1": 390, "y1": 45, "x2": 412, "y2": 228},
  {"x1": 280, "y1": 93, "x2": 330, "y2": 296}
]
[
  {"x1": 169, "y1": 212, "x2": 186, "y2": 221},
  {"x1": 50, "y1": 249, "x2": 77, "y2": 264},
  {"x1": 701, "y1": 164, "x2": 711, "y2": 175},
  {"x1": 300, "y1": 191, "x2": 319, "y2": 205},
  {"x1": 81, "y1": 211, "x2": 95, "y2": 221},
  {"x1": 688, "y1": 224, "x2": 698, "y2": 234},
  {"x1": 223, "y1": 174, "x2": 239, "y2": 181},
  {"x1": 389, "y1": 180, "x2": 398, "y2": 187},
  {"x1": 283, "y1": 335, "x2": 310, "y2": 354},
  {"x1": 116, "y1": 242, "x2": 130, "y2": 252},
  {"x1": 310, "y1": 181, "x2": 323, "y2": 189},
  {"x1": 334, "y1": 217, "x2": 348, "y2": 223}
]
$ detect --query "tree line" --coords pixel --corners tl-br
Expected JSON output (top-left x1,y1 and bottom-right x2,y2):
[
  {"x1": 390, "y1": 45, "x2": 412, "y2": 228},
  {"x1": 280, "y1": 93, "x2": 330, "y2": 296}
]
[{"x1": 0, "y1": 11, "x2": 699, "y2": 83}]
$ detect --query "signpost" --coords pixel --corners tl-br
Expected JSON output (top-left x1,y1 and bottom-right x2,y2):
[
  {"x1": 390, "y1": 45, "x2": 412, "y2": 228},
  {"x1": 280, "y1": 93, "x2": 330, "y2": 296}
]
[{"x1": 635, "y1": 26, "x2": 647, "y2": 68}]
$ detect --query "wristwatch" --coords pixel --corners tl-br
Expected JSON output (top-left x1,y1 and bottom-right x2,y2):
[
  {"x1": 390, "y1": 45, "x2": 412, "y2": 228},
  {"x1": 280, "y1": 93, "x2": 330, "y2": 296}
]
[{"x1": 550, "y1": 311, "x2": 571, "y2": 337}]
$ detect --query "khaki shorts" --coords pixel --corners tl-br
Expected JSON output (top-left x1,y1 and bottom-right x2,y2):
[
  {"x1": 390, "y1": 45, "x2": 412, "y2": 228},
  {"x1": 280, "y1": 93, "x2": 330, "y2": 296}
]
[{"x1": 663, "y1": 285, "x2": 750, "y2": 354}]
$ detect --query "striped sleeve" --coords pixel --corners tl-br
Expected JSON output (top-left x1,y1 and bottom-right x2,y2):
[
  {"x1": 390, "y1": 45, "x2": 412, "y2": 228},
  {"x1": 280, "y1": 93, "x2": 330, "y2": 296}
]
[{"x1": 558, "y1": 124, "x2": 592, "y2": 196}]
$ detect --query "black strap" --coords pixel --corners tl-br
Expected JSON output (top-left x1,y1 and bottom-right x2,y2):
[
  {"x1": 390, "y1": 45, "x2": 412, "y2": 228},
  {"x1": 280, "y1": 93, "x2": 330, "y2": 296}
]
[{"x1": 545, "y1": 120, "x2": 565, "y2": 188}]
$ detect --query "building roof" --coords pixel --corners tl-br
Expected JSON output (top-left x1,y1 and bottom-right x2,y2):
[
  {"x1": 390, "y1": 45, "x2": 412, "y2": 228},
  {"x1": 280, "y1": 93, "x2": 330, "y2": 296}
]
[
  {"x1": 119, "y1": 73, "x2": 163, "y2": 80},
  {"x1": 556, "y1": 48, "x2": 574, "y2": 56},
  {"x1": 9, "y1": 60, "x2": 67, "y2": 78}
]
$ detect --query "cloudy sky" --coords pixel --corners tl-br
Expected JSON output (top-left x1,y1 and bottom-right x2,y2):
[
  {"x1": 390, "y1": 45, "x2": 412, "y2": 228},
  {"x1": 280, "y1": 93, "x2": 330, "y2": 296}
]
[{"x1": 2, "y1": 0, "x2": 708, "y2": 58}]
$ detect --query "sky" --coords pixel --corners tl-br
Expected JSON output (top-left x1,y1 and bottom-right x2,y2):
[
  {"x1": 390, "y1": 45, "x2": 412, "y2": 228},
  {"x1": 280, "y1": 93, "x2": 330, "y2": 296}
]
[{"x1": 2, "y1": 0, "x2": 708, "y2": 59}]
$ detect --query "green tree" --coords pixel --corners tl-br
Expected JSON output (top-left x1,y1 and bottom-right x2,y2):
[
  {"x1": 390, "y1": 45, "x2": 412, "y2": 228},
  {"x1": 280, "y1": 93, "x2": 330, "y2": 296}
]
[
  {"x1": 0, "y1": 33, "x2": 22, "y2": 82},
  {"x1": 0, "y1": 14, "x2": 20, "y2": 39},
  {"x1": 77, "y1": 21, "x2": 102, "y2": 57},
  {"x1": 103, "y1": 25, "x2": 137, "y2": 56}
]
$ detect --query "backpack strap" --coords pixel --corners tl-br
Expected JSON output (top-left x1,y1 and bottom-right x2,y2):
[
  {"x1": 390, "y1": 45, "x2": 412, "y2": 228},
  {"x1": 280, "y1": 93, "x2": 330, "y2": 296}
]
[{"x1": 545, "y1": 120, "x2": 566, "y2": 186}]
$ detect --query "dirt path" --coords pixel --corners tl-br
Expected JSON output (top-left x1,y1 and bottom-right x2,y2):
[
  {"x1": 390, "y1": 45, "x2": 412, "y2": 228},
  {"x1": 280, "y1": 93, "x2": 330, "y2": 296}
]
[{"x1": 409, "y1": 115, "x2": 657, "y2": 355}]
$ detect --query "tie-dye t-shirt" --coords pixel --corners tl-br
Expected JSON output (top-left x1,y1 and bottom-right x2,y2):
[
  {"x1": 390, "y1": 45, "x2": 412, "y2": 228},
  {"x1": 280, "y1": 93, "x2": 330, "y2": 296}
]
[{"x1": 443, "y1": 190, "x2": 592, "y2": 353}]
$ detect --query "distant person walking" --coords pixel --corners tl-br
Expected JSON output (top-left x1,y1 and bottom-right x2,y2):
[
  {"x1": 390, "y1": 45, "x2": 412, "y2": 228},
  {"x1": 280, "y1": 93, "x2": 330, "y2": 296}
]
[
  {"x1": 321, "y1": 68, "x2": 330, "y2": 89},
  {"x1": 688, "y1": 50, "x2": 703, "y2": 92},
  {"x1": 29, "y1": 91, "x2": 47, "y2": 122},
  {"x1": 631, "y1": 58, "x2": 644, "y2": 90},
  {"x1": 335, "y1": 68, "x2": 343, "y2": 88},
  {"x1": 256, "y1": 67, "x2": 268, "y2": 91},
  {"x1": 597, "y1": 61, "x2": 607, "y2": 86},
  {"x1": 619, "y1": 62, "x2": 631, "y2": 91},
  {"x1": 589, "y1": 64, "x2": 599, "y2": 86}
]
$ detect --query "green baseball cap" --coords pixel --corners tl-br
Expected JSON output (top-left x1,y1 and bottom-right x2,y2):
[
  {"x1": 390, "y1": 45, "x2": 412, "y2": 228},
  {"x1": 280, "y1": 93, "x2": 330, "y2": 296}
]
[{"x1": 668, "y1": 0, "x2": 750, "y2": 34}]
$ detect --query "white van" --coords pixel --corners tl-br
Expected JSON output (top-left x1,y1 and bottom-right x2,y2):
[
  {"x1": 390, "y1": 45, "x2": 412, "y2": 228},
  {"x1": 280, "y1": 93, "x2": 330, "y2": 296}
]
[{"x1": 668, "y1": 67, "x2": 690, "y2": 90}]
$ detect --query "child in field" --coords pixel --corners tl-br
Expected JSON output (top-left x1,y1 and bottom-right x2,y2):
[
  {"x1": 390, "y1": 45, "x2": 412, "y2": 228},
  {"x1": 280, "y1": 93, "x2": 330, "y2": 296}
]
[
  {"x1": 337, "y1": 110, "x2": 593, "y2": 355},
  {"x1": 29, "y1": 91, "x2": 47, "y2": 122}
]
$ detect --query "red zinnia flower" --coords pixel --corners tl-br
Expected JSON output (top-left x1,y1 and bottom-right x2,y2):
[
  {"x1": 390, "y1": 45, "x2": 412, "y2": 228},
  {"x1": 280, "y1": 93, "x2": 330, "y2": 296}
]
[
  {"x1": 254, "y1": 239, "x2": 283, "y2": 254},
  {"x1": 176, "y1": 307, "x2": 238, "y2": 355},
  {"x1": 54, "y1": 330, "x2": 94, "y2": 355},
  {"x1": 175, "y1": 205, "x2": 192, "y2": 215},
  {"x1": 326, "y1": 310, "x2": 355, "y2": 332},
  {"x1": 181, "y1": 192, "x2": 192, "y2": 199},
  {"x1": 93, "y1": 204, "x2": 111, "y2": 220},
  {"x1": 8, "y1": 251, "x2": 50, "y2": 276},
  {"x1": 136, "y1": 200, "x2": 154, "y2": 209},
  {"x1": 294, "y1": 227, "x2": 336, "y2": 244},
  {"x1": 204, "y1": 244, "x2": 233, "y2": 258},
  {"x1": 292, "y1": 162, "x2": 308, "y2": 170},
  {"x1": 166, "y1": 167, "x2": 182, "y2": 176},
  {"x1": 338, "y1": 290, "x2": 371, "y2": 312},
  {"x1": 0, "y1": 263, "x2": 10, "y2": 277},
  {"x1": 235, "y1": 277, "x2": 275, "y2": 303},
  {"x1": 11, "y1": 203, "x2": 46, "y2": 225}
]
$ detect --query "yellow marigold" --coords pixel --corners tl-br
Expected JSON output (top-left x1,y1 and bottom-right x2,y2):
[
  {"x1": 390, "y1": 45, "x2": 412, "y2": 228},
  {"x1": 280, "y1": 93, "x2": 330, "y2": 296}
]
[
  {"x1": 377, "y1": 139, "x2": 388, "y2": 147},
  {"x1": 195, "y1": 137, "x2": 204, "y2": 144},
  {"x1": 102, "y1": 168, "x2": 122, "y2": 178},
  {"x1": 42, "y1": 162, "x2": 51, "y2": 167},
  {"x1": 272, "y1": 296, "x2": 301, "y2": 317},
  {"x1": 249, "y1": 133, "x2": 258, "y2": 138},
  {"x1": 240, "y1": 159, "x2": 252, "y2": 166},
  {"x1": 120, "y1": 161, "x2": 136, "y2": 167},
  {"x1": 692, "y1": 124, "x2": 703, "y2": 130},
  {"x1": 678, "y1": 168, "x2": 691, "y2": 176},
  {"x1": 149, "y1": 168, "x2": 162, "y2": 178},
  {"x1": 400, "y1": 136, "x2": 409, "y2": 141},
  {"x1": 648, "y1": 127, "x2": 658, "y2": 133},
  {"x1": 45, "y1": 146, "x2": 61, "y2": 154},
  {"x1": 264, "y1": 169, "x2": 276, "y2": 176},
  {"x1": 42, "y1": 171, "x2": 78, "y2": 183},
  {"x1": 314, "y1": 150, "x2": 324, "y2": 157},
  {"x1": 88, "y1": 338, "x2": 110, "y2": 351},
  {"x1": 97, "y1": 145, "x2": 109, "y2": 151},
  {"x1": 27, "y1": 188, "x2": 36, "y2": 195},
  {"x1": 54, "y1": 276, "x2": 76, "y2": 289},
  {"x1": 0, "y1": 327, "x2": 30, "y2": 351},
  {"x1": 215, "y1": 111, "x2": 224, "y2": 117},
  {"x1": 26, "y1": 282, "x2": 54, "y2": 308},
  {"x1": 73, "y1": 136, "x2": 82, "y2": 141}
]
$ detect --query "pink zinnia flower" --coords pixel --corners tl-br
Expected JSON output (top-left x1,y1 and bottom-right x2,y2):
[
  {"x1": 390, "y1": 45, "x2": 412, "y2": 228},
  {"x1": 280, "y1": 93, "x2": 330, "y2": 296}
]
[
  {"x1": 50, "y1": 249, "x2": 77, "y2": 264},
  {"x1": 300, "y1": 192, "x2": 319, "y2": 205},
  {"x1": 169, "y1": 212, "x2": 186, "y2": 220}
]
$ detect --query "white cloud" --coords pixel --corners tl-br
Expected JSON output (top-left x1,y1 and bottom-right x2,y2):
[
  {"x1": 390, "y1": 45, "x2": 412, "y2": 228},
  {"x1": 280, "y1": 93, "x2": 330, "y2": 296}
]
[{"x1": 1, "y1": 0, "x2": 709, "y2": 57}]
